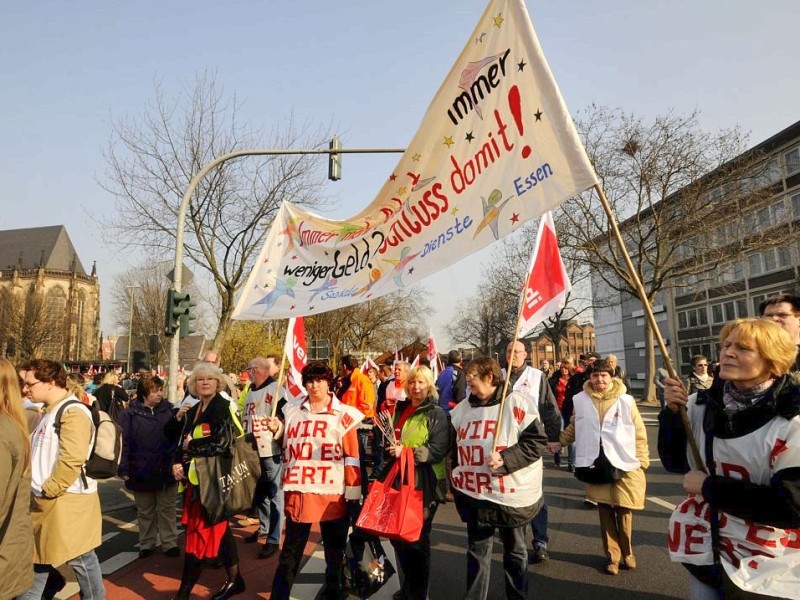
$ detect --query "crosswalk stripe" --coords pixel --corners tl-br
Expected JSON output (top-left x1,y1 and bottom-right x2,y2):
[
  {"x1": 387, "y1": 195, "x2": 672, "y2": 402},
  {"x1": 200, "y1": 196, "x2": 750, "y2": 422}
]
[{"x1": 100, "y1": 551, "x2": 139, "y2": 575}]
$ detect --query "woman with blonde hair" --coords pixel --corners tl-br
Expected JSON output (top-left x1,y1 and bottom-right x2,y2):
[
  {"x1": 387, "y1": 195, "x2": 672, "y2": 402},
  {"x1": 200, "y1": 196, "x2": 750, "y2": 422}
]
[
  {"x1": 172, "y1": 364, "x2": 244, "y2": 600},
  {"x1": 660, "y1": 318, "x2": 800, "y2": 599},
  {"x1": 0, "y1": 359, "x2": 33, "y2": 597},
  {"x1": 94, "y1": 371, "x2": 127, "y2": 419},
  {"x1": 381, "y1": 365, "x2": 449, "y2": 600}
]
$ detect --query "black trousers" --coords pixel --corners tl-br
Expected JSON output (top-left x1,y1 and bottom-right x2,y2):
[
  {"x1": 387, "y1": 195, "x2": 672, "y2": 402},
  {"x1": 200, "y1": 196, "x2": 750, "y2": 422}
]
[
  {"x1": 390, "y1": 505, "x2": 438, "y2": 600},
  {"x1": 271, "y1": 515, "x2": 349, "y2": 600}
]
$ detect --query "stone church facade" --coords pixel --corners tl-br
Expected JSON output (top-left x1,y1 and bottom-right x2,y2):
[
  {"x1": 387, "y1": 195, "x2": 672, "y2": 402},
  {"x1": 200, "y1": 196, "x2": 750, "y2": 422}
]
[{"x1": 0, "y1": 226, "x2": 100, "y2": 361}]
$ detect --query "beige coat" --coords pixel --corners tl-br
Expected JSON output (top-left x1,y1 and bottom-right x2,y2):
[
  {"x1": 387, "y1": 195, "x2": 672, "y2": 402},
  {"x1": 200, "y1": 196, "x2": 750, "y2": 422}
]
[
  {"x1": 0, "y1": 415, "x2": 34, "y2": 597},
  {"x1": 561, "y1": 379, "x2": 649, "y2": 509},
  {"x1": 31, "y1": 406, "x2": 102, "y2": 566}
]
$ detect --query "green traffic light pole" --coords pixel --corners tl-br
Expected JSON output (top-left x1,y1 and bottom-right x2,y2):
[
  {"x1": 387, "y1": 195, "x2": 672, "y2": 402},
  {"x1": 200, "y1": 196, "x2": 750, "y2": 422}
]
[{"x1": 166, "y1": 143, "x2": 405, "y2": 404}]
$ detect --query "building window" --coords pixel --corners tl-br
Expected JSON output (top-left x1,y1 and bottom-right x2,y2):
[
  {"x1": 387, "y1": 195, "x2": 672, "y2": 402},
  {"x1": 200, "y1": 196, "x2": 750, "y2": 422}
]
[
  {"x1": 786, "y1": 147, "x2": 800, "y2": 177},
  {"x1": 678, "y1": 307, "x2": 708, "y2": 330},
  {"x1": 748, "y1": 246, "x2": 791, "y2": 277},
  {"x1": 792, "y1": 193, "x2": 800, "y2": 219},
  {"x1": 710, "y1": 298, "x2": 748, "y2": 324}
]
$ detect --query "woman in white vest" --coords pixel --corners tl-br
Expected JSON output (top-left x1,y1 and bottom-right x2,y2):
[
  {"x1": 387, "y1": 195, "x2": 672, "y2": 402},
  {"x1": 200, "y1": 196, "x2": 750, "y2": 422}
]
[
  {"x1": 18, "y1": 359, "x2": 105, "y2": 600},
  {"x1": 266, "y1": 361, "x2": 364, "y2": 600},
  {"x1": 660, "y1": 318, "x2": 800, "y2": 599},
  {"x1": 450, "y1": 356, "x2": 548, "y2": 600},
  {"x1": 560, "y1": 358, "x2": 649, "y2": 576}
]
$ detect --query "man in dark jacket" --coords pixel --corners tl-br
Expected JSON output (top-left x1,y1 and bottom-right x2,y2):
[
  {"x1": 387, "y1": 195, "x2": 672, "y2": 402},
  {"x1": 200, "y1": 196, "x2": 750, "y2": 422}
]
[{"x1": 503, "y1": 340, "x2": 561, "y2": 564}]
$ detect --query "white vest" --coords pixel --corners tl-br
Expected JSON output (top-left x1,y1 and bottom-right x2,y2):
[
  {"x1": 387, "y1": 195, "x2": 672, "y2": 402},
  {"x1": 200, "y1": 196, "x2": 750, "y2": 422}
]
[
  {"x1": 509, "y1": 366, "x2": 544, "y2": 400},
  {"x1": 30, "y1": 395, "x2": 97, "y2": 496},
  {"x1": 572, "y1": 392, "x2": 640, "y2": 472},
  {"x1": 668, "y1": 394, "x2": 800, "y2": 597},
  {"x1": 449, "y1": 391, "x2": 543, "y2": 508},
  {"x1": 242, "y1": 381, "x2": 286, "y2": 457},
  {"x1": 281, "y1": 394, "x2": 364, "y2": 496}
]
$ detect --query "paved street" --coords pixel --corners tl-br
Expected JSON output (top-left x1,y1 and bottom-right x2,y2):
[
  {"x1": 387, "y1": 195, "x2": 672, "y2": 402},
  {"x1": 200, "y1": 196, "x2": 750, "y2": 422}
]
[{"x1": 55, "y1": 405, "x2": 690, "y2": 599}]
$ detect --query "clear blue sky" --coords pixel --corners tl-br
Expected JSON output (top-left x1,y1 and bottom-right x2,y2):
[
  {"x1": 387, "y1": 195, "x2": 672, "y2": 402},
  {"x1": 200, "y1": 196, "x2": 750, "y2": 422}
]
[{"x1": 2, "y1": 0, "x2": 798, "y2": 348}]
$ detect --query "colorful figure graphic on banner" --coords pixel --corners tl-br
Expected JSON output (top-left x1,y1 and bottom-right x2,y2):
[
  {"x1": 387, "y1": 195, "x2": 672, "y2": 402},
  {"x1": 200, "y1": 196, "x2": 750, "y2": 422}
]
[{"x1": 473, "y1": 188, "x2": 513, "y2": 240}]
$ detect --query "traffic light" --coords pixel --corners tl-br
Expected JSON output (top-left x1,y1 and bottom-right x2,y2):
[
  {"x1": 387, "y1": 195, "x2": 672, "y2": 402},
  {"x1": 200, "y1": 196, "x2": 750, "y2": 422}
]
[
  {"x1": 328, "y1": 135, "x2": 341, "y2": 181},
  {"x1": 165, "y1": 289, "x2": 190, "y2": 337},
  {"x1": 179, "y1": 296, "x2": 198, "y2": 339}
]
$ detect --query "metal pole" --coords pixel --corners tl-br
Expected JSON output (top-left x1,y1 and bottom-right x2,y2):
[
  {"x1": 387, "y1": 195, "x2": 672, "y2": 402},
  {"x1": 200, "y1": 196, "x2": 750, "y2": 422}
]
[
  {"x1": 125, "y1": 286, "x2": 140, "y2": 373},
  {"x1": 166, "y1": 146, "x2": 406, "y2": 404}
]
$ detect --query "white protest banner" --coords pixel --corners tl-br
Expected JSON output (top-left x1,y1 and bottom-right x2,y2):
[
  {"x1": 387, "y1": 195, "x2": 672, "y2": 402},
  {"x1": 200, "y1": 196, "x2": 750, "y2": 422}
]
[
  {"x1": 232, "y1": 0, "x2": 597, "y2": 320},
  {"x1": 516, "y1": 211, "x2": 571, "y2": 338}
]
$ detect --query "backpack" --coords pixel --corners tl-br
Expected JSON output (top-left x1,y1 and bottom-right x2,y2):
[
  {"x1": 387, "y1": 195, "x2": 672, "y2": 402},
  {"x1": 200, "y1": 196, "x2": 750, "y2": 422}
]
[{"x1": 54, "y1": 399, "x2": 123, "y2": 484}]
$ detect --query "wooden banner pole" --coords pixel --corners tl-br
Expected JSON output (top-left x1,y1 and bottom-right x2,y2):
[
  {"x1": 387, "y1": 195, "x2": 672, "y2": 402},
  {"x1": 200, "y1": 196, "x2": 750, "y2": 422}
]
[{"x1": 592, "y1": 183, "x2": 705, "y2": 472}]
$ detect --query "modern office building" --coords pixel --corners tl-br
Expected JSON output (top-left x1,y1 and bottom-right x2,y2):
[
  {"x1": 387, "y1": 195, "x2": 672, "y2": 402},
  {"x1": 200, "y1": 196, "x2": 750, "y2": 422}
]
[{"x1": 593, "y1": 120, "x2": 800, "y2": 397}]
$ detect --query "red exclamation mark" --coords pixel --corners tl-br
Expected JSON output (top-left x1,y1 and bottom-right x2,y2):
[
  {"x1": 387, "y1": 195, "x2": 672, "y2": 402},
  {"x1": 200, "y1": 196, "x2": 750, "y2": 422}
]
[{"x1": 508, "y1": 85, "x2": 531, "y2": 159}]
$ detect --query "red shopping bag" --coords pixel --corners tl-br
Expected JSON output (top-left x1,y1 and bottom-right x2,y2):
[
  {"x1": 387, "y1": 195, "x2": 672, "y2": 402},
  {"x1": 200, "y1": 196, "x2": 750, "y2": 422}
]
[{"x1": 356, "y1": 446, "x2": 424, "y2": 542}]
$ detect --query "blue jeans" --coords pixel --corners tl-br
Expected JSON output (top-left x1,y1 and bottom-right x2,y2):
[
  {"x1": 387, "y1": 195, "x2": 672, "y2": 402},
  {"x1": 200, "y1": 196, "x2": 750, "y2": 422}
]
[
  {"x1": 256, "y1": 455, "x2": 284, "y2": 545},
  {"x1": 531, "y1": 502, "x2": 549, "y2": 549},
  {"x1": 19, "y1": 551, "x2": 105, "y2": 600},
  {"x1": 465, "y1": 521, "x2": 527, "y2": 600}
]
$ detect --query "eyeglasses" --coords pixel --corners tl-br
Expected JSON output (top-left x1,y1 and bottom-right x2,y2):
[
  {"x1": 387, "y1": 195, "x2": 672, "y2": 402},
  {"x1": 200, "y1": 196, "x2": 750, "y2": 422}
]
[
  {"x1": 23, "y1": 380, "x2": 44, "y2": 389},
  {"x1": 763, "y1": 312, "x2": 798, "y2": 320}
]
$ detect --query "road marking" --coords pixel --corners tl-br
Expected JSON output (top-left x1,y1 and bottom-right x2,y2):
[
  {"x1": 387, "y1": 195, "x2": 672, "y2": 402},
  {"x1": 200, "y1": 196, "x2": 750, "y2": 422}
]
[
  {"x1": 102, "y1": 531, "x2": 119, "y2": 542},
  {"x1": 647, "y1": 496, "x2": 676, "y2": 510},
  {"x1": 54, "y1": 582, "x2": 79, "y2": 600},
  {"x1": 100, "y1": 551, "x2": 139, "y2": 575}
]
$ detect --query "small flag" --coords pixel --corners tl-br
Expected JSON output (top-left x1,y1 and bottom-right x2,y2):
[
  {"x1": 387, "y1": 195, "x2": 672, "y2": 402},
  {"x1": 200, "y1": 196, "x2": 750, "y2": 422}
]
[
  {"x1": 427, "y1": 329, "x2": 440, "y2": 379},
  {"x1": 361, "y1": 356, "x2": 379, "y2": 374},
  {"x1": 517, "y1": 212, "x2": 572, "y2": 339},
  {"x1": 283, "y1": 317, "x2": 308, "y2": 400}
]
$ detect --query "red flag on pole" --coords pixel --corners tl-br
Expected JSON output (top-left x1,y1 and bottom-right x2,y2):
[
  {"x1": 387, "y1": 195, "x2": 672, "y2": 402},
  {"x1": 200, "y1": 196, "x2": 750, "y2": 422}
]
[
  {"x1": 427, "y1": 328, "x2": 439, "y2": 379},
  {"x1": 517, "y1": 212, "x2": 572, "y2": 339},
  {"x1": 283, "y1": 317, "x2": 307, "y2": 400}
]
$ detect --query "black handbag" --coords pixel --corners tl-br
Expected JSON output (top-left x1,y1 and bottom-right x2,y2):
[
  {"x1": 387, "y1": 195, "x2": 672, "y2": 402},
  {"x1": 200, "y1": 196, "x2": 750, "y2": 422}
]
[
  {"x1": 574, "y1": 444, "x2": 626, "y2": 485},
  {"x1": 194, "y1": 433, "x2": 262, "y2": 524}
]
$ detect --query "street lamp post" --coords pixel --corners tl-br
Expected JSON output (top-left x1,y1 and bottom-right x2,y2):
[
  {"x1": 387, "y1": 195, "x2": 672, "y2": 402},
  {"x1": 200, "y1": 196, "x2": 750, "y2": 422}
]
[{"x1": 126, "y1": 285, "x2": 140, "y2": 372}]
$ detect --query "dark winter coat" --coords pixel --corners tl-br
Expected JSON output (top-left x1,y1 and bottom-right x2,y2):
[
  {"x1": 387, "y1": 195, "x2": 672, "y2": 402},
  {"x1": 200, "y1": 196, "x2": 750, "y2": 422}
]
[
  {"x1": 94, "y1": 383, "x2": 128, "y2": 420},
  {"x1": 118, "y1": 399, "x2": 181, "y2": 492}
]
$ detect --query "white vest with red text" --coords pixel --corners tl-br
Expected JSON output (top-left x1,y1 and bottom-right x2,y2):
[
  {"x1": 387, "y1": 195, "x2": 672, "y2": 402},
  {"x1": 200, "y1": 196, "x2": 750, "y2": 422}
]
[
  {"x1": 242, "y1": 381, "x2": 287, "y2": 458},
  {"x1": 572, "y1": 392, "x2": 640, "y2": 471},
  {"x1": 449, "y1": 391, "x2": 542, "y2": 508},
  {"x1": 668, "y1": 393, "x2": 800, "y2": 597},
  {"x1": 281, "y1": 394, "x2": 363, "y2": 497}
]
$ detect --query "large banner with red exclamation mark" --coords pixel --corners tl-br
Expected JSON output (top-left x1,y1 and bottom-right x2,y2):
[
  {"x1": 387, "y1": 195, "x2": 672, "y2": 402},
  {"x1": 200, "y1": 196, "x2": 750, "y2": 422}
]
[{"x1": 233, "y1": 0, "x2": 599, "y2": 321}]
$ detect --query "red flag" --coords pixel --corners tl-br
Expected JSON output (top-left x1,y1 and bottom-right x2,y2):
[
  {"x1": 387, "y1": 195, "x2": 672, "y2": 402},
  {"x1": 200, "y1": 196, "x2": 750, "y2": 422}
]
[
  {"x1": 517, "y1": 212, "x2": 572, "y2": 338},
  {"x1": 283, "y1": 317, "x2": 307, "y2": 400}
]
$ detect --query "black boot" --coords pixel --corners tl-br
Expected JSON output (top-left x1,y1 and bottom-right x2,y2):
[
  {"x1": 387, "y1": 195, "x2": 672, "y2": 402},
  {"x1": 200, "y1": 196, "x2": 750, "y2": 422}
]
[
  {"x1": 210, "y1": 564, "x2": 245, "y2": 600},
  {"x1": 173, "y1": 553, "x2": 204, "y2": 600}
]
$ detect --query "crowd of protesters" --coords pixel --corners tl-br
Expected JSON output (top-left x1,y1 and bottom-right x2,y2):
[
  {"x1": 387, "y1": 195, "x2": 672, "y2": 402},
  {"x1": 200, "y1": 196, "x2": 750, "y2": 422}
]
[{"x1": 1, "y1": 293, "x2": 799, "y2": 599}]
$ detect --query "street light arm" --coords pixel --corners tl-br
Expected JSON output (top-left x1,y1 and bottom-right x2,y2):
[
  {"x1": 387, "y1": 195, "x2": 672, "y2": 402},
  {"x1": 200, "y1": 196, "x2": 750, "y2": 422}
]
[{"x1": 166, "y1": 146, "x2": 406, "y2": 404}]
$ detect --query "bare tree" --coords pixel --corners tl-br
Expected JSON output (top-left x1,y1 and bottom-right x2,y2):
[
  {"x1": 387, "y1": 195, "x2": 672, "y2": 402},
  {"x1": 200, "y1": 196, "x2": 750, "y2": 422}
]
[
  {"x1": 560, "y1": 106, "x2": 785, "y2": 401},
  {"x1": 109, "y1": 261, "x2": 206, "y2": 365},
  {"x1": 218, "y1": 321, "x2": 285, "y2": 374},
  {"x1": 305, "y1": 289, "x2": 429, "y2": 367},
  {"x1": 447, "y1": 285, "x2": 515, "y2": 356},
  {"x1": 101, "y1": 72, "x2": 332, "y2": 348}
]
